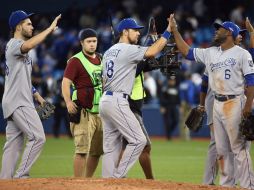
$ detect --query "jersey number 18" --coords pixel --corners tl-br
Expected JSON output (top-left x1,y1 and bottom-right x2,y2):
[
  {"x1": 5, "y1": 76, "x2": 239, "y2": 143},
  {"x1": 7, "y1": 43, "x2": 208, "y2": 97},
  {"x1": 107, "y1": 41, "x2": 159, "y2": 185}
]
[{"x1": 106, "y1": 60, "x2": 114, "y2": 79}]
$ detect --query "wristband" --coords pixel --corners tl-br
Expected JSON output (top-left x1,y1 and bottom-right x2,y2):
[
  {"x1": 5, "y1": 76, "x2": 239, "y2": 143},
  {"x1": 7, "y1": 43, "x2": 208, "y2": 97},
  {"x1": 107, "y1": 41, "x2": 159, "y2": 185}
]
[
  {"x1": 198, "y1": 105, "x2": 205, "y2": 108},
  {"x1": 162, "y1": 30, "x2": 171, "y2": 40},
  {"x1": 32, "y1": 86, "x2": 37, "y2": 94}
]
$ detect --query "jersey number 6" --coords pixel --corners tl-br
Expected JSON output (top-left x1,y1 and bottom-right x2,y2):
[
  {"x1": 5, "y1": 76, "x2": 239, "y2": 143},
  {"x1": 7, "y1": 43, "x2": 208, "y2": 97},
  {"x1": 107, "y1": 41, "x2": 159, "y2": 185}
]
[
  {"x1": 106, "y1": 60, "x2": 114, "y2": 79},
  {"x1": 225, "y1": 69, "x2": 231, "y2": 79}
]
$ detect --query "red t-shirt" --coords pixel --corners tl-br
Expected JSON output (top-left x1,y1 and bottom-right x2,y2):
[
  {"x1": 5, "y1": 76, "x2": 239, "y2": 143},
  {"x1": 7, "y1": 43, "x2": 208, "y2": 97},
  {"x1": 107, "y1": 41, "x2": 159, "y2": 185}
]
[{"x1": 64, "y1": 52, "x2": 101, "y2": 109}]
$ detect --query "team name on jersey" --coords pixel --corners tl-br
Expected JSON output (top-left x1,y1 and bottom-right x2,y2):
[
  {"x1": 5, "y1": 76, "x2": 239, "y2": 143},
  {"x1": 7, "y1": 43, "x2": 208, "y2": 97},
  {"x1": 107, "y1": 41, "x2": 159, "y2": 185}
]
[
  {"x1": 210, "y1": 58, "x2": 237, "y2": 72},
  {"x1": 104, "y1": 49, "x2": 121, "y2": 59},
  {"x1": 24, "y1": 54, "x2": 32, "y2": 65}
]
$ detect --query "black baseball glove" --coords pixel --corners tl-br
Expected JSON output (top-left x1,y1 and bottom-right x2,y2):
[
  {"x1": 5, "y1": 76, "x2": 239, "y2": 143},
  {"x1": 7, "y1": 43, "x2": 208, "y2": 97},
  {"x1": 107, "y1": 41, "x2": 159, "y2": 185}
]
[
  {"x1": 239, "y1": 115, "x2": 254, "y2": 141},
  {"x1": 185, "y1": 107, "x2": 205, "y2": 132},
  {"x1": 36, "y1": 101, "x2": 55, "y2": 120}
]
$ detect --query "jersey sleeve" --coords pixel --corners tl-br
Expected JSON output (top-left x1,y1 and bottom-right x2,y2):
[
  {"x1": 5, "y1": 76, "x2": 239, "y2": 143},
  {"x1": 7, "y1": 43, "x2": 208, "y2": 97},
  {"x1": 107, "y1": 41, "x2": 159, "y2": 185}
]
[
  {"x1": 64, "y1": 58, "x2": 80, "y2": 81},
  {"x1": 193, "y1": 48, "x2": 207, "y2": 65},
  {"x1": 127, "y1": 45, "x2": 148, "y2": 64},
  {"x1": 10, "y1": 39, "x2": 24, "y2": 56},
  {"x1": 242, "y1": 50, "x2": 254, "y2": 76},
  {"x1": 204, "y1": 68, "x2": 209, "y2": 77}
]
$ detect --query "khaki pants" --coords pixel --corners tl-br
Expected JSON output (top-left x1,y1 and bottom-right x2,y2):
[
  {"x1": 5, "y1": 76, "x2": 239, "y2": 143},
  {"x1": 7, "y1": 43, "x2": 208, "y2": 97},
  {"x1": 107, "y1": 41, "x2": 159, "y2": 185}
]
[{"x1": 70, "y1": 109, "x2": 103, "y2": 156}]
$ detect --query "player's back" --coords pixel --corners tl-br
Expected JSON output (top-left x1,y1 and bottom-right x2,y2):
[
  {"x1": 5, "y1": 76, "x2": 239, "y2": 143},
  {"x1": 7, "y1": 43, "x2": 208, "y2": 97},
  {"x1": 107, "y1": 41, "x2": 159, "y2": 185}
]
[{"x1": 102, "y1": 43, "x2": 148, "y2": 95}]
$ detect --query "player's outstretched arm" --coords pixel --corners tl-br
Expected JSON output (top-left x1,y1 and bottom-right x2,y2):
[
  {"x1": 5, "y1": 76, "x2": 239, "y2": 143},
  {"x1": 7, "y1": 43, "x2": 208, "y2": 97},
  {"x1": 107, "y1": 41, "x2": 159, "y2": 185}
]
[
  {"x1": 21, "y1": 14, "x2": 61, "y2": 53},
  {"x1": 144, "y1": 14, "x2": 171, "y2": 58},
  {"x1": 169, "y1": 13, "x2": 190, "y2": 57},
  {"x1": 246, "y1": 17, "x2": 254, "y2": 49}
]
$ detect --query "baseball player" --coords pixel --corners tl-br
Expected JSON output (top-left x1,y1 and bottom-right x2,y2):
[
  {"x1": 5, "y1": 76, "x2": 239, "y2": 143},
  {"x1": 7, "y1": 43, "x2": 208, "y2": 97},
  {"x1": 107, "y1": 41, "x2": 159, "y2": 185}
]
[
  {"x1": 0, "y1": 10, "x2": 60, "y2": 179},
  {"x1": 202, "y1": 19, "x2": 254, "y2": 185},
  {"x1": 122, "y1": 61, "x2": 157, "y2": 179},
  {"x1": 201, "y1": 71, "x2": 236, "y2": 185},
  {"x1": 170, "y1": 14, "x2": 254, "y2": 189},
  {"x1": 100, "y1": 16, "x2": 171, "y2": 178},
  {"x1": 62, "y1": 28, "x2": 103, "y2": 177}
]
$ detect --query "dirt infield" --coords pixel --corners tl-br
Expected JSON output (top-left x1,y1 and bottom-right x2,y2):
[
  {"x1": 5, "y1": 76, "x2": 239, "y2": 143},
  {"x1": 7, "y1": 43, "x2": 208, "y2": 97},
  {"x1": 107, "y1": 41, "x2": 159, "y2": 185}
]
[{"x1": 0, "y1": 178, "x2": 245, "y2": 190}]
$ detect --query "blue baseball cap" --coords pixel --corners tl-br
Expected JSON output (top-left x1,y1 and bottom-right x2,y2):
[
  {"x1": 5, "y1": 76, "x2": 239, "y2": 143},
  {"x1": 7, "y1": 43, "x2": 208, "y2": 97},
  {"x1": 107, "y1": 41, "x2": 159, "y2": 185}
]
[
  {"x1": 213, "y1": 21, "x2": 240, "y2": 38},
  {"x1": 9, "y1": 10, "x2": 34, "y2": 29},
  {"x1": 117, "y1": 18, "x2": 144, "y2": 33}
]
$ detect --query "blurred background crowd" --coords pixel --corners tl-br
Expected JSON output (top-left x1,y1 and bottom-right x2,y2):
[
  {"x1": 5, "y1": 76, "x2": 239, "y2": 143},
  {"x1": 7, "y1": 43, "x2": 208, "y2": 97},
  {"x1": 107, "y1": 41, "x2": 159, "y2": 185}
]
[{"x1": 0, "y1": 0, "x2": 253, "y2": 139}]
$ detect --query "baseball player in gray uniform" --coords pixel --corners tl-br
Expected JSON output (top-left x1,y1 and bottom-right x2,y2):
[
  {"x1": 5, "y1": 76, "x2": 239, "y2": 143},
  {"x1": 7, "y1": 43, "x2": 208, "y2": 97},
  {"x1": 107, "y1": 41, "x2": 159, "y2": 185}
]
[
  {"x1": 202, "y1": 20, "x2": 254, "y2": 185},
  {"x1": 201, "y1": 73, "x2": 235, "y2": 185},
  {"x1": 100, "y1": 16, "x2": 171, "y2": 178},
  {"x1": 0, "y1": 10, "x2": 60, "y2": 179},
  {"x1": 170, "y1": 13, "x2": 254, "y2": 189}
]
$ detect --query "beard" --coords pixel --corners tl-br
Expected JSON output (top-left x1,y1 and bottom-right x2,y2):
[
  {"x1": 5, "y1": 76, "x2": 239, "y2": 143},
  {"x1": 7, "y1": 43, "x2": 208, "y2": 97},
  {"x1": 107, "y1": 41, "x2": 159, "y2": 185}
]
[
  {"x1": 210, "y1": 35, "x2": 227, "y2": 47},
  {"x1": 22, "y1": 30, "x2": 32, "y2": 40},
  {"x1": 127, "y1": 35, "x2": 138, "y2": 45}
]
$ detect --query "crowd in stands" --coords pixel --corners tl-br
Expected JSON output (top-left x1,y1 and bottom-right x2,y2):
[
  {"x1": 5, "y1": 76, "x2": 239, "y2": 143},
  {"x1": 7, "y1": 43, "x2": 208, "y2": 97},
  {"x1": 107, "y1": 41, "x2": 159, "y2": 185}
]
[{"x1": 0, "y1": 0, "x2": 253, "y2": 138}]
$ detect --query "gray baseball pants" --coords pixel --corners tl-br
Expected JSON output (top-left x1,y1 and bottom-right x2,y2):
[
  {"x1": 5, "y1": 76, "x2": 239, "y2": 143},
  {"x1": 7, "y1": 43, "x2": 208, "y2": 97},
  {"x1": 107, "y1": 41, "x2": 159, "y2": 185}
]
[
  {"x1": 99, "y1": 92, "x2": 146, "y2": 178},
  {"x1": 0, "y1": 106, "x2": 46, "y2": 179},
  {"x1": 213, "y1": 96, "x2": 254, "y2": 189}
]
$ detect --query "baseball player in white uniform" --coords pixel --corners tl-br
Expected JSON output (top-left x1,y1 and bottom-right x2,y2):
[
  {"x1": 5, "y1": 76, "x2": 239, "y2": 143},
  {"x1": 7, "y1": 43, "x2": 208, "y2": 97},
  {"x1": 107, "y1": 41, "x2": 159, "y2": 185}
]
[
  {"x1": 0, "y1": 10, "x2": 60, "y2": 179},
  {"x1": 170, "y1": 13, "x2": 254, "y2": 189},
  {"x1": 100, "y1": 16, "x2": 171, "y2": 178}
]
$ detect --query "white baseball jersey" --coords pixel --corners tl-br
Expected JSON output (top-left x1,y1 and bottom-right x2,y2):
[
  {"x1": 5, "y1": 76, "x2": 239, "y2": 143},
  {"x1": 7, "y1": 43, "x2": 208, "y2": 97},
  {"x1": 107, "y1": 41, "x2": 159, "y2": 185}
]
[
  {"x1": 194, "y1": 46, "x2": 254, "y2": 95},
  {"x1": 102, "y1": 43, "x2": 148, "y2": 95},
  {"x1": 2, "y1": 38, "x2": 35, "y2": 118}
]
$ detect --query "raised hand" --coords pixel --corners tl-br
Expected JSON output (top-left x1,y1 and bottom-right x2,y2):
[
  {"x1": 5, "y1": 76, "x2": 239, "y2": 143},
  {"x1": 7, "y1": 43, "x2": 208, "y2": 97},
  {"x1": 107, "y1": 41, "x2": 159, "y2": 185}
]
[
  {"x1": 169, "y1": 13, "x2": 177, "y2": 32},
  {"x1": 246, "y1": 17, "x2": 254, "y2": 33},
  {"x1": 49, "y1": 14, "x2": 61, "y2": 32}
]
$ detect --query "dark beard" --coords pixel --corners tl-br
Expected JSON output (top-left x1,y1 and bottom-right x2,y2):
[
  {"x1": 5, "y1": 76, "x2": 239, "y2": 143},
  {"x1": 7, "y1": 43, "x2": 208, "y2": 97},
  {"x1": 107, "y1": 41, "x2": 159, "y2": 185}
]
[
  {"x1": 210, "y1": 35, "x2": 227, "y2": 47},
  {"x1": 22, "y1": 31, "x2": 32, "y2": 40},
  {"x1": 127, "y1": 36, "x2": 137, "y2": 45}
]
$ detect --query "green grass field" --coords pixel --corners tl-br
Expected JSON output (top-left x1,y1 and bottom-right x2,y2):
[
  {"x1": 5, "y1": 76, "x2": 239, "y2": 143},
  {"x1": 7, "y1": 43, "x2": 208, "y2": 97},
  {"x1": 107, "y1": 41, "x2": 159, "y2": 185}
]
[{"x1": 0, "y1": 135, "x2": 253, "y2": 184}]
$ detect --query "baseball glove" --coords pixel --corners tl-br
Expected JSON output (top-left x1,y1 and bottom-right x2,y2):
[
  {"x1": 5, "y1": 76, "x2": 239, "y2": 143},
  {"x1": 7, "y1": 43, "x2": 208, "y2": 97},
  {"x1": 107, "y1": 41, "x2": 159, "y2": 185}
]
[
  {"x1": 36, "y1": 101, "x2": 55, "y2": 120},
  {"x1": 185, "y1": 107, "x2": 205, "y2": 132},
  {"x1": 239, "y1": 115, "x2": 254, "y2": 141}
]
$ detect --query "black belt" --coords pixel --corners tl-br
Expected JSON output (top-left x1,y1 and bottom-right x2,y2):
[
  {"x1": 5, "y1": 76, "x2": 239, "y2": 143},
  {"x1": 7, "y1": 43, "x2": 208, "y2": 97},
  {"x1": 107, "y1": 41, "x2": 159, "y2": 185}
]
[
  {"x1": 105, "y1": 91, "x2": 128, "y2": 99},
  {"x1": 214, "y1": 94, "x2": 236, "y2": 102}
]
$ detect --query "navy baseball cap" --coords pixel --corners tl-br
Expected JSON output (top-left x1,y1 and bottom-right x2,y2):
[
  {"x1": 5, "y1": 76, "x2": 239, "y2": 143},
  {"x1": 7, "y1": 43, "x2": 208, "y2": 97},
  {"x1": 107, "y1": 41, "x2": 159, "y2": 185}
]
[
  {"x1": 213, "y1": 21, "x2": 240, "y2": 38},
  {"x1": 117, "y1": 18, "x2": 144, "y2": 33},
  {"x1": 78, "y1": 28, "x2": 97, "y2": 40},
  {"x1": 9, "y1": 10, "x2": 34, "y2": 29}
]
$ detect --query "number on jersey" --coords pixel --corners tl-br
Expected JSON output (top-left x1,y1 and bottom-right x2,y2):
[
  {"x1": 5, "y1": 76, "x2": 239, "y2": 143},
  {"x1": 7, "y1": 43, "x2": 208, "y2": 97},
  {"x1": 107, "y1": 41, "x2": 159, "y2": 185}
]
[
  {"x1": 224, "y1": 69, "x2": 231, "y2": 79},
  {"x1": 106, "y1": 60, "x2": 114, "y2": 78}
]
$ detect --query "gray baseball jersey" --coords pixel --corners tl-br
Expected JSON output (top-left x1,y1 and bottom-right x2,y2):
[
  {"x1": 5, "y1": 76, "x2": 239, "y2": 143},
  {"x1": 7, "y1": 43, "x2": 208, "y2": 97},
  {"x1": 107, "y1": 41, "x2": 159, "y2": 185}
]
[
  {"x1": 2, "y1": 38, "x2": 35, "y2": 118},
  {"x1": 0, "y1": 38, "x2": 45, "y2": 179},
  {"x1": 194, "y1": 46, "x2": 254, "y2": 95},
  {"x1": 100, "y1": 43, "x2": 148, "y2": 178},
  {"x1": 103, "y1": 43, "x2": 148, "y2": 95},
  {"x1": 194, "y1": 45, "x2": 254, "y2": 189}
]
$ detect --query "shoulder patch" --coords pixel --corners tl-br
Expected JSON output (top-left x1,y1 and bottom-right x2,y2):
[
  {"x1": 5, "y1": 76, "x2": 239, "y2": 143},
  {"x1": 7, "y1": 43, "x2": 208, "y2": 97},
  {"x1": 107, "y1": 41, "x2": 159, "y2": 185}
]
[{"x1": 248, "y1": 60, "x2": 254, "y2": 67}]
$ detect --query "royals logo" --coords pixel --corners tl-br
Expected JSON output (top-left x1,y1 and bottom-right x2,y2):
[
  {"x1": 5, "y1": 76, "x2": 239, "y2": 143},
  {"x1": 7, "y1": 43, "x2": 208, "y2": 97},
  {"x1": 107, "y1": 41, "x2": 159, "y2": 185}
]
[
  {"x1": 210, "y1": 58, "x2": 237, "y2": 72},
  {"x1": 24, "y1": 55, "x2": 32, "y2": 65}
]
